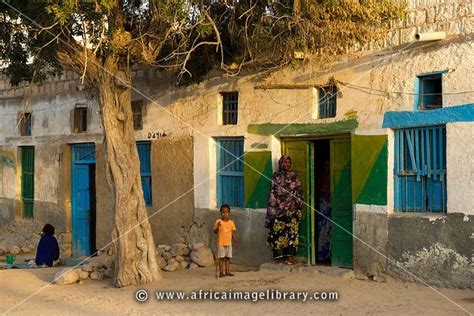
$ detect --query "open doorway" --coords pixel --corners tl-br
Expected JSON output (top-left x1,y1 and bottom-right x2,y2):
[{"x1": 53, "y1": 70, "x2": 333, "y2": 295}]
[
  {"x1": 314, "y1": 140, "x2": 331, "y2": 265},
  {"x1": 283, "y1": 136, "x2": 352, "y2": 268}
]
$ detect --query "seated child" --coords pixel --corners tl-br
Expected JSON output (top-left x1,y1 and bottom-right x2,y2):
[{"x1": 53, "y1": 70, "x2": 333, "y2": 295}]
[
  {"x1": 35, "y1": 223, "x2": 60, "y2": 267},
  {"x1": 213, "y1": 204, "x2": 237, "y2": 277}
]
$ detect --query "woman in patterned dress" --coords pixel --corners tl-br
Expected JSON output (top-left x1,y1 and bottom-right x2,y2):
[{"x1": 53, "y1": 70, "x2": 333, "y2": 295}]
[{"x1": 265, "y1": 156, "x2": 304, "y2": 264}]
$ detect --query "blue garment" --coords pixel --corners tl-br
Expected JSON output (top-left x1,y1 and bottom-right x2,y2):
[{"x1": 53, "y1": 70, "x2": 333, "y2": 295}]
[{"x1": 35, "y1": 235, "x2": 60, "y2": 267}]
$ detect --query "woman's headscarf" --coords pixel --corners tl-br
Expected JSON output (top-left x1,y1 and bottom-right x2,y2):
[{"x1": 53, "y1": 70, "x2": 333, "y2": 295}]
[{"x1": 265, "y1": 155, "x2": 304, "y2": 227}]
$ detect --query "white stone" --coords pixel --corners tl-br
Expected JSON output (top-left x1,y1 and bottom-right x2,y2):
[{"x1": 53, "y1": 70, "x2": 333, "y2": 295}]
[
  {"x1": 158, "y1": 244, "x2": 171, "y2": 252},
  {"x1": 81, "y1": 264, "x2": 93, "y2": 272},
  {"x1": 9, "y1": 246, "x2": 20, "y2": 255},
  {"x1": 188, "y1": 263, "x2": 199, "y2": 270},
  {"x1": 192, "y1": 243, "x2": 205, "y2": 251},
  {"x1": 163, "y1": 264, "x2": 177, "y2": 272},
  {"x1": 171, "y1": 243, "x2": 188, "y2": 257},
  {"x1": 90, "y1": 271, "x2": 104, "y2": 281},
  {"x1": 182, "y1": 247, "x2": 190, "y2": 256},
  {"x1": 156, "y1": 255, "x2": 167, "y2": 270},
  {"x1": 78, "y1": 271, "x2": 90, "y2": 280},
  {"x1": 190, "y1": 247, "x2": 214, "y2": 267},
  {"x1": 162, "y1": 251, "x2": 172, "y2": 261},
  {"x1": 54, "y1": 269, "x2": 79, "y2": 285}
]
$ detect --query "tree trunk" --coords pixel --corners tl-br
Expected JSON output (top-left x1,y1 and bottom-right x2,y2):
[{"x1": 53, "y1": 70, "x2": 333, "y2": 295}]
[{"x1": 97, "y1": 60, "x2": 160, "y2": 287}]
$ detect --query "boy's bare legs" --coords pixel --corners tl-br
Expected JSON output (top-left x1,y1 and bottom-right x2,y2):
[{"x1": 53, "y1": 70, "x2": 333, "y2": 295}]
[
  {"x1": 219, "y1": 258, "x2": 225, "y2": 277},
  {"x1": 225, "y1": 258, "x2": 234, "y2": 276}
]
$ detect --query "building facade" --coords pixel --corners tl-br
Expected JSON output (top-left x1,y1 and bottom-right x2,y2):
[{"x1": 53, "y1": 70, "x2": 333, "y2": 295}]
[{"x1": 0, "y1": 0, "x2": 473, "y2": 288}]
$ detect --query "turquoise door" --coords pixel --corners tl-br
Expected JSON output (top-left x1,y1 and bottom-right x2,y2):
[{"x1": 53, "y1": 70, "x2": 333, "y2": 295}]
[{"x1": 71, "y1": 144, "x2": 95, "y2": 257}]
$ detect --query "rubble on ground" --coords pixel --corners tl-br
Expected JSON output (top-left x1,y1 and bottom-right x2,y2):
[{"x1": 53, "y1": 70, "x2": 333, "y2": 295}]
[{"x1": 157, "y1": 243, "x2": 215, "y2": 272}]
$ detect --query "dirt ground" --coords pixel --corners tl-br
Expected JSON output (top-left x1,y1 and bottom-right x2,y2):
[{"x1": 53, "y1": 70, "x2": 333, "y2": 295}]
[{"x1": 1, "y1": 257, "x2": 473, "y2": 316}]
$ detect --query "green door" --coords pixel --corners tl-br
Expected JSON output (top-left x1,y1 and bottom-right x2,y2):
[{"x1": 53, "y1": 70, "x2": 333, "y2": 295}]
[
  {"x1": 330, "y1": 138, "x2": 353, "y2": 268},
  {"x1": 21, "y1": 146, "x2": 35, "y2": 218},
  {"x1": 283, "y1": 141, "x2": 311, "y2": 262}
]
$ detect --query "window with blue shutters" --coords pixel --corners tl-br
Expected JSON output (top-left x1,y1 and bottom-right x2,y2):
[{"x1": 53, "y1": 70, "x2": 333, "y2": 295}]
[
  {"x1": 394, "y1": 126, "x2": 447, "y2": 212},
  {"x1": 216, "y1": 137, "x2": 244, "y2": 208},
  {"x1": 137, "y1": 141, "x2": 152, "y2": 207}
]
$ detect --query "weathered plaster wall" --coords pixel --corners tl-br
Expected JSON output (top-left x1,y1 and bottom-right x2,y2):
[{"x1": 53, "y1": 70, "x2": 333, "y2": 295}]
[
  {"x1": 386, "y1": 213, "x2": 473, "y2": 288},
  {"x1": 95, "y1": 142, "x2": 114, "y2": 250},
  {"x1": 353, "y1": 210, "x2": 388, "y2": 278},
  {"x1": 446, "y1": 122, "x2": 474, "y2": 215},
  {"x1": 150, "y1": 136, "x2": 194, "y2": 245}
]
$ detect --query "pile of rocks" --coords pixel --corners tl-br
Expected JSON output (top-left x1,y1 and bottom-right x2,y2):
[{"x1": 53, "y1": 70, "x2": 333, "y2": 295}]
[
  {"x1": 156, "y1": 242, "x2": 214, "y2": 272},
  {"x1": 54, "y1": 258, "x2": 114, "y2": 285}
]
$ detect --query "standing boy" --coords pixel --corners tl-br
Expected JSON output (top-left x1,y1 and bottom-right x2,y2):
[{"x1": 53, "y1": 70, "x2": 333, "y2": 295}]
[{"x1": 214, "y1": 204, "x2": 237, "y2": 277}]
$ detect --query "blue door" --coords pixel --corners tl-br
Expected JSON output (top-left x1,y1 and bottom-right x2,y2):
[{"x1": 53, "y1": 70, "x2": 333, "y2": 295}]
[
  {"x1": 73, "y1": 164, "x2": 91, "y2": 256},
  {"x1": 71, "y1": 144, "x2": 95, "y2": 257}
]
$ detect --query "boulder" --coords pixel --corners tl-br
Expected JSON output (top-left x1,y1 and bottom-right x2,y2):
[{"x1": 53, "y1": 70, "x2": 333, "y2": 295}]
[
  {"x1": 21, "y1": 246, "x2": 31, "y2": 253},
  {"x1": 163, "y1": 261, "x2": 179, "y2": 272},
  {"x1": 104, "y1": 257, "x2": 114, "y2": 269},
  {"x1": 180, "y1": 261, "x2": 189, "y2": 269},
  {"x1": 158, "y1": 244, "x2": 171, "y2": 252},
  {"x1": 9, "y1": 246, "x2": 20, "y2": 255},
  {"x1": 192, "y1": 243, "x2": 205, "y2": 251},
  {"x1": 171, "y1": 243, "x2": 188, "y2": 257},
  {"x1": 90, "y1": 271, "x2": 104, "y2": 281},
  {"x1": 156, "y1": 255, "x2": 167, "y2": 270},
  {"x1": 104, "y1": 268, "x2": 113, "y2": 278},
  {"x1": 188, "y1": 263, "x2": 199, "y2": 270},
  {"x1": 182, "y1": 247, "x2": 190, "y2": 256},
  {"x1": 190, "y1": 247, "x2": 214, "y2": 267},
  {"x1": 167, "y1": 258, "x2": 177, "y2": 266},
  {"x1": 78, "y1": 271, "x2": 90, "y2": 280},
  {"x1": 175, "y1": 255, "x2": 185, "y2": 262},
  {"x1": 54, "y1": 269, "x2": 79, "y2": 285},
  {"x1": 162, "y1": 251, "x2": 172, "y2": 261},
  {"x1": 81, "y1": 264, "x2": 93, "y2": 272}
]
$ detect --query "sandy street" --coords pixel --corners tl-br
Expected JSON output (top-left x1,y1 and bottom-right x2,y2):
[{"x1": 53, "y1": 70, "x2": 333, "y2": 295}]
[{"x1": 0, "y1": 263, "x2": 473, "y2": 316}]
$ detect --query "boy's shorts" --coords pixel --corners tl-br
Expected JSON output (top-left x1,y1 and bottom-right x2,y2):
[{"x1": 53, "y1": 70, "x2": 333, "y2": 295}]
[{"x1": 217, "y1": 245, "x2": 232, "y2": 258}]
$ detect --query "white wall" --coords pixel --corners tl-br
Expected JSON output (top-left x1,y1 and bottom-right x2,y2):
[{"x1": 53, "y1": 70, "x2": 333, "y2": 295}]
[{"x1": 447, "y1": 122, "x2": 474, "y2": 215}]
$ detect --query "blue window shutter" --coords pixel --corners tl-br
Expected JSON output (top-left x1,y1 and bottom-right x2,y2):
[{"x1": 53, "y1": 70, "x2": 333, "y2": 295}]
[
  {"x1": 394, "y1": 126, "x2": 446, "y2": 212},
  {"x1": 216, "y1": 138, "x2": 244, "y2": 208},
  {"x1": 137, "y1": 141, "x2": 152, "y2": 206}
]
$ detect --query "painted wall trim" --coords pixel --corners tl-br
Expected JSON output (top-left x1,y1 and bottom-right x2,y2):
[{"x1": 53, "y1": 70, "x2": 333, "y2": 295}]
[
  {"x1": 247, "y1": 119, "x2": 358, "y2": 136},
  {"x1": 382, "y1": 104, "x2": 474, "y2": 129}
]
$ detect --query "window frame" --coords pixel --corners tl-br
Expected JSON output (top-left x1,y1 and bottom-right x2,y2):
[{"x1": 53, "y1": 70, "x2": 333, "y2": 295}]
[
  {"x1": 394, "y1": 125, "x2": 447, "y2": 213},
  {"x1": 132, "y1": 100, "x2": 144, "y2": 130},
  {"x1": 73, "y1": 105, "x2": 88, "y2": 133},
  {"x1": 414, "y1": 70, "x2": 447, "y2": 111},
  {"x1": 221, "y1": 92, "x2": 239, "y2": 125},
  {"x1": 19, "y1": 112, "x2": 32, "y2": 136},
  {"x1": 216, "y1": 137, "x2": 244, "y2": 208},
  {"x1": 137, "y1": 141, "x2": 152, "y2": 207},
  {"x1": 318, "y1": 85, "x2": 337, "y2": 118}
]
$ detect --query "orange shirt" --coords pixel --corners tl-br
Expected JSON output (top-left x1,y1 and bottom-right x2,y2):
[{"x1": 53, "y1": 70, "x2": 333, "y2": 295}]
[{"x1": 214, "y1": 219, "x2": 236, "y2": 246}]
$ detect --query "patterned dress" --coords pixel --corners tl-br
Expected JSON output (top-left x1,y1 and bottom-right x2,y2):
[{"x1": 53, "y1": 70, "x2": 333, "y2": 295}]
[{"x1": 265, "y1": 156, "x2": 304, "y2": 259}]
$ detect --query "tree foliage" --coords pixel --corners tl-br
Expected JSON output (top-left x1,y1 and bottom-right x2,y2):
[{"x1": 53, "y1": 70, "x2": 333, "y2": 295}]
[{"x1": 0, "y1": 0, "x2": 406, "y2": 85}]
